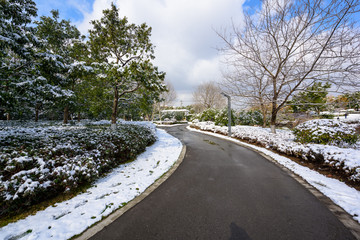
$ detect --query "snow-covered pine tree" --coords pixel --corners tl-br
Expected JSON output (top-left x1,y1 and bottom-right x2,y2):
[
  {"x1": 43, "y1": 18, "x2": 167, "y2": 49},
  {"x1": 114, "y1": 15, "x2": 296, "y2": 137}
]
[
  {"x1": 88, "y1": 3, "x2": 166, "y2": 125},
  {"x1": 0, "y1": 0, "x2": 38, "y2": 120},
  {"x1": 35, "y1": 10, "x2": 91, "y2": 123}
]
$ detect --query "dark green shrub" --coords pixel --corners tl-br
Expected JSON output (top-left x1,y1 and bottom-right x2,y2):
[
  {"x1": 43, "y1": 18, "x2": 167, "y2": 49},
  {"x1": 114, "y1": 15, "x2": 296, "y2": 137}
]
[
  {"x1": 214, "y1": 108, "x2": 236, "y2": 126},
  {"x1": 174, "y1": 112, "x2": 184, "y2": 121},
  {"x1": 237, "y1": 110, "x2": 263, "y2": 126},
  {"x1": 200, "y1": 108, "x2": 219, "y2": 122},
  {"x1": 319, "y1": 113, "x2": 335, "y2": 119}
]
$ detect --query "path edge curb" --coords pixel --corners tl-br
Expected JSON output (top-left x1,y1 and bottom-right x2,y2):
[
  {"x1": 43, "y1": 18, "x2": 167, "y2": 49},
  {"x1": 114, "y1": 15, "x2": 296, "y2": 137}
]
[
  {"x1": 190, "y1": 127, "x2": 360, "y2": 240},
  {"x1": 74, "y1": 142, "x2": 186, "y2": 240}
]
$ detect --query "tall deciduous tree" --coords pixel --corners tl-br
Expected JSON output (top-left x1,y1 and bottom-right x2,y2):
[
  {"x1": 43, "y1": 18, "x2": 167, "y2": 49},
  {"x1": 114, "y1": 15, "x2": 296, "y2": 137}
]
[
  {"x1": 193, "y1": 82, "x2": 226, "y2": 112},
  {"x1": 88, "y1": 3, "x2": 165, "y2": 125},
  {"x1": 221, "y1": 62, "x2": 271, "y2": 127},
  {"x1": 154, "y1": 81, "x2": 177, "y2": 121},
  {"x1": 218, "y1": 0, "x2": 360, "y2": 133}
]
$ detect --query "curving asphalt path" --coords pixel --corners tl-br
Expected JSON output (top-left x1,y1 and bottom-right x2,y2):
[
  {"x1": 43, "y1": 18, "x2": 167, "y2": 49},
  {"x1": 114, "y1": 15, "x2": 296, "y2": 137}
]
[{"x1": 90, "y1": 125, "x2": 356, "y2": 240}]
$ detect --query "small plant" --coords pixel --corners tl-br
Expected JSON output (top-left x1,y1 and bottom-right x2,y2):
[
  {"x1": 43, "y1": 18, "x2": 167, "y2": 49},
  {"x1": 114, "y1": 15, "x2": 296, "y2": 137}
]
[
  {"x1": 214, "y1": 108, "x2": 236, "y2": 126},
  {"x1": 200, "y1": 108, "x2": 219, "y2": 122},
  {"x1": 174, "y1": 112, "x2": 184, "y2": 121},
  {"x1": 237, "y1": 110, "x2": 263, "y2": 126},
  {"x1": 319, "y1": 113, "x2": 335, "y2": 119},
  {"x1": 293, "y1": 119, "x2": 359, "y2": 146}
]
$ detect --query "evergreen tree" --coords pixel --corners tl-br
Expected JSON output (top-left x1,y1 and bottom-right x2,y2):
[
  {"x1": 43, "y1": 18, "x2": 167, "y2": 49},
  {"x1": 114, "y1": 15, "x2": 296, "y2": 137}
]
[
  {"x1": 35, "y1": 10, "x2": 91, "y2": 123},
  {"x1": 344, "y1": 92, "x2": 360, "y2": 111},
  {"x1": 88, "y1": 3, "x2": 165, "y2": 124},
  {"x1": 290, "y1": 82, "x2": 331, "y2": 114},
  {"x1": 0, "y1": 0, "x2": 38, "y2": 120}
]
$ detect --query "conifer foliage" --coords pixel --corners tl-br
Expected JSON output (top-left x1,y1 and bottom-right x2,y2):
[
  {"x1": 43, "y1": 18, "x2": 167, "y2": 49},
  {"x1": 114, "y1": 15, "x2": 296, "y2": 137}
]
[
  {"x1": 0, "y1": 0, "x2": 38, "y2": 120},
  {"x1": 88, "y1": 3, "x2": 165, "y2": 124},
  {"x1": 0, "y1": 1, "x2": 165, "y2": 122}
]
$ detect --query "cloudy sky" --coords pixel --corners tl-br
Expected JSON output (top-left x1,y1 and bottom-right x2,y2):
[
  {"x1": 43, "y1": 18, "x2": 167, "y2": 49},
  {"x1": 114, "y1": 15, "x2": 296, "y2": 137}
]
[{"x1": 33, "y1": 0, "x2": 260, "y2": 106}]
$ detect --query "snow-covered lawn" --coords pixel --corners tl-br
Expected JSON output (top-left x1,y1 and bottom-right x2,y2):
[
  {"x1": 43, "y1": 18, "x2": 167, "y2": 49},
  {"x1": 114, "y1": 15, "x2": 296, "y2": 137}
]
[
  {"x1": 0, "y1": 125, "x2": 182, "y2": 240},
  {"x1": 188, "y1": 125, "x2": 360, "y2": 224},
  {"x1": 338, "y1": 113, "x2": 360, "y2": 123}
]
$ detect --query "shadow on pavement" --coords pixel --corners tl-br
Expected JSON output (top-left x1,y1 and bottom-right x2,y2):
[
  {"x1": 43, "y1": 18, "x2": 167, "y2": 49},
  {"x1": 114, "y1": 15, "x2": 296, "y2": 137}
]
[{"x1": 229, "y1": 222, "x2": 252, "y2": 240}]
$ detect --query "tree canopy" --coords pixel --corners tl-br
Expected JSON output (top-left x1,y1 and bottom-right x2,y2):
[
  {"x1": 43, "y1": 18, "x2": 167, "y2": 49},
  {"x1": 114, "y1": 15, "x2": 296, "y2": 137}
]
[
  {"x1": 0, "y1": 1, "x2": 166, "y2": 122},
  {"x1": 88, "y1": 3, "x2": 165, "y2": 124}
]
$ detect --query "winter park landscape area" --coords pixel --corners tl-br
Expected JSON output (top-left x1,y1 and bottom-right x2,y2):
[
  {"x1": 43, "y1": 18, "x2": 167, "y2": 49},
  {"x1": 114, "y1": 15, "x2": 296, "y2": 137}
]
[
  {"x1": 2, "y1": 0, "x2": 360, "y2": 239},
  {"x1": 0, "y1": 120, "x2": 183, "y2": 239}
]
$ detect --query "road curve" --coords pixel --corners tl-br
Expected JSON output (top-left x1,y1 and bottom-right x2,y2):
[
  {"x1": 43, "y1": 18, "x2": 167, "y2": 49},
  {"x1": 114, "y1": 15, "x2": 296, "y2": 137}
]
[{"x1": 90, "y1": 125, "x2": 356, "y2": 240}]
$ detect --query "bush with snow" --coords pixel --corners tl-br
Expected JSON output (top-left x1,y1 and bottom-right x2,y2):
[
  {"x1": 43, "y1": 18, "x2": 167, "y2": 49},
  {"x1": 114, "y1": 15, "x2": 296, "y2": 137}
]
[
  {"x1": 237, "y1": 110, "x2": 264, "y2": 126},
  {"x1": 293, "y1": 119, "x2": 359, "y2": 146},
  {"x1": 200, "y1": 108, "x2": 219, "y2": 122},
  {"x1": 0, "y1": 121, "x2": 156, "y2": 217},
  {"x1": 215, "y1": 108, "x2": 236, "y2": 126}
]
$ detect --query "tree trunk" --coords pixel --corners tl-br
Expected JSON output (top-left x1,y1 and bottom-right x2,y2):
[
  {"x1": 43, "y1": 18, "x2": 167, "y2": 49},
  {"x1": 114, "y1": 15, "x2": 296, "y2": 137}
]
[
  {"x1": 262, "y1": 112, "x2": 267, "y2": 128},
  {"x1": 35, "y1": 108, "x2": 39, "y2": 122},
  {"x1": 270, "y1": 102, "x2": 277, "y2": 134},
  {"x1": 6, "y1": 113, "x2": 10, "y2": 121},
  {"x1": 35, "y1": 102, "x2": 41, "y2": 122},
  {"x1": 260, "y1": 101, "x2": 267, "y2": 128},
  {"x1": 77, "y1": 112, "x2": 81, "y2": 122},
  {"x1": 63, "y1": 105, "x2": 69, "y2": 124},
  {"x1": 111, "y1": 86, "x2": 119, "y2": 125}
]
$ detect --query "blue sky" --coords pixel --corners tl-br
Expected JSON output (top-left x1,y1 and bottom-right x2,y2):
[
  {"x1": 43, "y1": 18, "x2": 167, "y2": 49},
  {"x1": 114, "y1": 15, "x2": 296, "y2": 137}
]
[
  {"x1": 33, "y1": 0, "x2": 260, "y2": 106},
  {"x1": 35, "y1": 0, "x2": 91, "y2": 21}
]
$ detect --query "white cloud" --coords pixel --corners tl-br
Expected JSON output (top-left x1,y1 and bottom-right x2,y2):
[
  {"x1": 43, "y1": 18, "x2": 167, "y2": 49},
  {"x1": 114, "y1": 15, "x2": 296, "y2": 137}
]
[{"x1": 74, "y1": 0, "x2": 246, "y2": 105}]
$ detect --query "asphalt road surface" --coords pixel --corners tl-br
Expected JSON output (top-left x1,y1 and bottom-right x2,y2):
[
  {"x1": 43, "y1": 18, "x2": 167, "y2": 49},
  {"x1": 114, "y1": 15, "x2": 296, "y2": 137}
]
[{"x1": 90, "y1": 125, "x2": 356, "y2": 240}]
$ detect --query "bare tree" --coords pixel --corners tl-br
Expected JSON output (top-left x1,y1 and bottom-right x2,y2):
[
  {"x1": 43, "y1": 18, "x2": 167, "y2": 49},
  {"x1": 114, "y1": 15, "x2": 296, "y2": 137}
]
[
  {"x1": 160, "y1": 81, "x2": 177, "y2": 108},
  {"x1": 193, "y1": 82, "x2": 226, "y2": 112},
  {"x1": 218, "y1": 0, "x2": 360, "y2": 133},
  {"x1": 221, "y1": 60, "x2": 272, "y2": 127},
  {"x1": 153, "y1": 81, "x2": 177, "y2": 120}
]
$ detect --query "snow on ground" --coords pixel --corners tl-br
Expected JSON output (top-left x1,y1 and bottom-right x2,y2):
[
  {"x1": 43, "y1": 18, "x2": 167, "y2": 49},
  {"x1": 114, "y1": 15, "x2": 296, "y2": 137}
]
[
  {"x1": 339, "y1": 113, "x2": 360, "y2": 123},
  {"x1": 187, "y1": 126, "x2": 360, "y2": 224},
  {"x1": 0, "y1": 129, "x2": 182, "y2": 240}
]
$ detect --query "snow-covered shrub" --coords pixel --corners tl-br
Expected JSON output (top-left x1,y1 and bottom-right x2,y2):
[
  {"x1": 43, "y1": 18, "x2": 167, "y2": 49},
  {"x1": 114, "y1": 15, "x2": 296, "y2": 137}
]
[
  {"x1": 237, "y1": 110, "x2": 263, "y2": 126},
  {"x1": 293, "y1": 119, "x2": 359, "y2": 146},
  {"x1": 0, "y1": 121, "x2": 156, "y2": 217},
  {"x1": 215, "y1": 108, "x2": 236, "y2": 126},
  {"x1": 202, "y1": 109, "x2": 217, "y2": 121},
  {"x1": 174, "y1": 112, "x2": 185, "y2": 121},
  {"x1": 200, "y1": 108, "x2": 219, "y2": 122},
  {"x1": 162, "y1": 112, "x2": 173, "y2": 120}
]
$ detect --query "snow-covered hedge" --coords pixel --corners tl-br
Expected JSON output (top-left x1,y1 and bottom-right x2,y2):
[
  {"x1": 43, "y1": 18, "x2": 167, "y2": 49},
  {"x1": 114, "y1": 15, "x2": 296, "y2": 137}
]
[
  {"x1": 293, "y1": 119, "x2": 359, "y2": 146},
  {"x1": 0, "y1": 121, "x2": 156, "y2": 217},
  {"x1": 190, "y1": 121, "x2": 360, "y2": 183}
]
